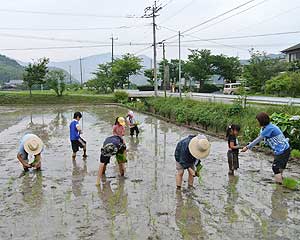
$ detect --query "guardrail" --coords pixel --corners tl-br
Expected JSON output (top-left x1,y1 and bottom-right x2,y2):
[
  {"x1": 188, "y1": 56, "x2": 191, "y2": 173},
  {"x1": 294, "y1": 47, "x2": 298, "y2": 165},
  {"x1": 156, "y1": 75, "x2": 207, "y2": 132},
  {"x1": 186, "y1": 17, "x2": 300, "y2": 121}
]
[{"x1": 121, "y1": 90, "x2": 300, "y2": 106}]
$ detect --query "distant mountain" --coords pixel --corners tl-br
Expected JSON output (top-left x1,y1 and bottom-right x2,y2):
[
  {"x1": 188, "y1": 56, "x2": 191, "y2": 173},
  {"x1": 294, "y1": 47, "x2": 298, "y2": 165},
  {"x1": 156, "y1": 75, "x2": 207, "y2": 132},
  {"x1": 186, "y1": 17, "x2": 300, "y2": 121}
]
[
  {"x1": 0, "y1": 54, "x2": 24, "y2": 84},
  {"x1": 240, "y1": 53, "x2": 286, "y2": 65},
  {"x1": 48, "y1": 53, "x2": 153, "y2": 86}
]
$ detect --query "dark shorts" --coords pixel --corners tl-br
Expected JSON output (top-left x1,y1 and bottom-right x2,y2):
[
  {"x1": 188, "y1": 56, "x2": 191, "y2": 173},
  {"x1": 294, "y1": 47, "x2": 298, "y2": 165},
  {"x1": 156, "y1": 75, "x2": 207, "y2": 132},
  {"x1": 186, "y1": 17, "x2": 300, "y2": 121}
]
[
  {"x1": 272, "y1": 148, "x2": 290, "y2": 174},
  {"x1": 71, "y1": 137, "x2": 86, "y2": 153},
  {"x1": 100, "y1": 150, "x2": 126, "y2": 165},
  {"x1": 130, "y1": 126, "x2": 139, "y2": 136},
  {"x1": 227, "y1": 150, "x2": 239, "y2": 170}
]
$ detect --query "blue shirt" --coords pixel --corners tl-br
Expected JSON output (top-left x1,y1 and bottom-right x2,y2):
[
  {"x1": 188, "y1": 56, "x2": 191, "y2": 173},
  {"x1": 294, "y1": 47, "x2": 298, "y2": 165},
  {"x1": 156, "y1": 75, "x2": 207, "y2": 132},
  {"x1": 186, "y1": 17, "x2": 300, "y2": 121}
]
[
  {"x1": 248, "y1": 123, "x2": 289, "y2": 155},
  {"x1": 70, "y1": 120, "x2": 80, "y2": 141},
  {"x1": 175, "y1": 135, "x2": 197, "y2": 169}
]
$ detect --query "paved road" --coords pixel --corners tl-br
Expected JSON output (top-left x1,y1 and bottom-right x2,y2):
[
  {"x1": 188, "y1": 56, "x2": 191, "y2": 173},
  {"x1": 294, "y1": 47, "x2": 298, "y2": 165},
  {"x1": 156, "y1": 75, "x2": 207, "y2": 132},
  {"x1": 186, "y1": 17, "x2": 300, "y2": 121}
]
[{"x1": 125, "y1": 90, "x2": 300, "y2": 106}]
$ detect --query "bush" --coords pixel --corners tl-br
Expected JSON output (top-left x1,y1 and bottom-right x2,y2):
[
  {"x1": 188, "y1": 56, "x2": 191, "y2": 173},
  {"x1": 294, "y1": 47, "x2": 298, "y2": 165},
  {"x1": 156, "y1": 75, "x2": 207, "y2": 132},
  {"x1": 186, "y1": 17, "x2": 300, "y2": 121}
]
[
  {"x1": 137, "y1": 85, "x2": 154, "y2": 91},
  {"x1": 291, "y1": 149, "x2": 300, "y2": 159},
  {"x1": 265, "y1": 72, "x2": 300, "y2": 97},
  {"x1": 198, "y1": 84, "x2": 220, "y2": 93},
  {"x1": 114, "y1": 91, "x2": 129, "y2": 103}
]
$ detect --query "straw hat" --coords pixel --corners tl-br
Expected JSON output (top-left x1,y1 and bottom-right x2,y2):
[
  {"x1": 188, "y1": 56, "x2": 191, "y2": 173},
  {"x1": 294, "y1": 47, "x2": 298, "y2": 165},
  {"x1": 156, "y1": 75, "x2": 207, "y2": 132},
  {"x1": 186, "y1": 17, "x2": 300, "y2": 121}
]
[
  {"x1": 118, "y1": 117, "x2": 126, "y2": 126},
  {"x1": 24, "y1": 135, "x2": 44, "y2": 155},
  {"x1": 188, "y1": 135, "x2": 210, "y2": 159}
]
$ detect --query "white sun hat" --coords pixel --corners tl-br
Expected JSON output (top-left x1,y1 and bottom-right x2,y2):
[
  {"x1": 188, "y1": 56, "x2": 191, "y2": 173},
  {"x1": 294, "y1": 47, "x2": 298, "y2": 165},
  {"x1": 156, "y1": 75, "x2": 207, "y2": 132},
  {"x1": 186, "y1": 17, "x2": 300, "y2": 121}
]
[
  {"x1": 24, "y1": 135, "x2": 44, "y2": 155},
  {"x1": 188, "y1": 134, "x2": 211, "y2": 159}
]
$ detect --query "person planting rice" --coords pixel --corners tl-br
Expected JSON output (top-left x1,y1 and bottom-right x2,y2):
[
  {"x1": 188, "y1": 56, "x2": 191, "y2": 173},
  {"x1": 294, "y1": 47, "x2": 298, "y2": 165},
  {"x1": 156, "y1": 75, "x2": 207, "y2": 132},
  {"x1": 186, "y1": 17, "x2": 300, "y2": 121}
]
[
  {"x1": 113, "y1": 117, "x2": 126, "y2": 138},
  {"x1": 242, "y1": 112, "x2": 290, "y2": 184},
  {"x1": 96, "y1": 135, "x2": 127, "y2": 186},
  {"x1": 175, "y1": 134, "x2": 210, "y2": 189},
  {"x1": 226, "y1": 124, "x2": 242, "y2": 175},
  {"x1": 70, "y1": 112, "x2": 87, "y2": 160},
  {"x1": 126, "y1": 111, "x2": 139, "y2": 137},
  {"x1": 17, "y1": 134, "x2": 44, "y2": 172}
]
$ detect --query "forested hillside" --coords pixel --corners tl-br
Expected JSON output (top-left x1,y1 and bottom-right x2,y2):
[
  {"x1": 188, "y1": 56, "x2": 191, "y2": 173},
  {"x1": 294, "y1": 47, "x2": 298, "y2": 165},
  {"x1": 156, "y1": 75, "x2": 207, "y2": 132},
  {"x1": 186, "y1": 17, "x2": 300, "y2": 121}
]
[{"x1": 0, "y1": 54, "x2": 24, "y2": 84}]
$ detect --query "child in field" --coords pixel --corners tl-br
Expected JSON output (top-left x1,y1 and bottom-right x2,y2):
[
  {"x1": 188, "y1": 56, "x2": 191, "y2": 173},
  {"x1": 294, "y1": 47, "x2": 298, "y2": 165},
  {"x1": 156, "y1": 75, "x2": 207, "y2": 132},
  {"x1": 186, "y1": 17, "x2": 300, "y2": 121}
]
[
  {"x1": 70, "y1": 112, "x2": 87, "y2": 160},
  {"x1": 241, "y1": 112, "x2": 290, "y2": 183},
  {"x1": 175, "y1": 134, "x2": 210, "y2": 189},
  {"x1": 113, "y1": 117, "x2": 126, "y2": 138},
  {"x1": 126, "y1": 111, "x2": 139, "y2": 137},
  {"x1": 226, "y1": 124, "x2": 241, "y2": 175},
  {"x1": 96, "y1": 135, "x2": 127, "y2": 185},
  {"x1": 17, "y1": 134, "x2": 44, "y2": 171}
]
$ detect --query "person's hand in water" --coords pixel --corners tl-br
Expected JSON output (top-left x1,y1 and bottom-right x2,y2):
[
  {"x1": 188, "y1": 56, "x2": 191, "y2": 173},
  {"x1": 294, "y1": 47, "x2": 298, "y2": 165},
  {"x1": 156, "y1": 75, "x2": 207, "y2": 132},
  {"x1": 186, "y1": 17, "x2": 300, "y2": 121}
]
[{"x1": 241, "y1": 146, "x2": 248, "y2": 152}]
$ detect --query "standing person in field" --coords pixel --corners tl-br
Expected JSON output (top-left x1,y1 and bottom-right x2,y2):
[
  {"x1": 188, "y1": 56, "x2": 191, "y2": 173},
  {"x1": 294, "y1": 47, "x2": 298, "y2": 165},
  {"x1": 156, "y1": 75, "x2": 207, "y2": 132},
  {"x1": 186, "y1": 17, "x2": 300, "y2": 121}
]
[
  {"x1": 113, "y1": 117, "x2": 126, "y2": 138},
  {"x1": 126, "y1": 111, "x2": 139, "y2": 137},
  {"x1": 96, "y1": 135, "x2": 127, "y2": 185},
  {"x1": 175, "y1": 134, "x2": 211, "y2": 189},
  {"x1": 17, "y1": 134, "x2": 44, "y2": 172},
  {"x1": 242, "y1": 112, "x2": 290, "y2": 184},
  {"x1": 226, "y1": 124, "x2": 242, "y2": 175},
  {"x1": 70, "y1": 112, "x2": 87, "y2": 160}
]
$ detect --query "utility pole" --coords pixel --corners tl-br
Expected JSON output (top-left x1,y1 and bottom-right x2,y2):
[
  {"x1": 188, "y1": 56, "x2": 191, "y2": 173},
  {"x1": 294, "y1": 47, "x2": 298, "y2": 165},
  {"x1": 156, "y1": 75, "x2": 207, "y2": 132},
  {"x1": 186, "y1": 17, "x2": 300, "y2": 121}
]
[
  {"x1": 79, "y1": 57, "x2": 83, "y2": 87},
  {"x1": 110, "y1": 34, "x2": 118, "y2": 64},
  {"x1": 162, "y1": 42, "x2": 167, "y2": 98},
  {"x1": 69, "y1": 65, "x2": 72, "y2": 84},
  {"x1": 143, "y1": 1, "x2": 162, "y2": 97},
  {"x1": 178, "y1": 31, "x2": 182, "y2": 99}
]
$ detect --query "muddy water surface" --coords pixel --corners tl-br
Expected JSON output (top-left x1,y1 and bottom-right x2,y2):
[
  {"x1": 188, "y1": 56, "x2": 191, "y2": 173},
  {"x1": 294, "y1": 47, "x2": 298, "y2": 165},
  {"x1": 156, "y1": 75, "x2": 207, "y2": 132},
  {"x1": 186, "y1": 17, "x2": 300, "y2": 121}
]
[{"x1": 0, "y1": 105, "x2": 299, "y2": 240}]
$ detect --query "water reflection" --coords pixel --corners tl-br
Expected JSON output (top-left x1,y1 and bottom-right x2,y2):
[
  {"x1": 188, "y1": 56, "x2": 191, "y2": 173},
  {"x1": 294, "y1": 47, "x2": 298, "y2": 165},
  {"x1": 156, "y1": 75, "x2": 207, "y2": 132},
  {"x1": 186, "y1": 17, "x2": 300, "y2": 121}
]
[
  {"x1": 97, "y1": 179, "x2": 128, "y2": 220},
  {"x1": 175, "y1": 190, "x2": 206, "y2": 239},
  {"x1": 224, "y1": 175, "x2": 239, "y2": 223},
  {"x1": 270, "y1": 186, "x2": 288, "y2": 221},
  {"x1": 20, "y1": 172, "x2": 44, "y2": 209},
  {"x1": 72, "y1": 160, "x2": 87, "y2": 197}
]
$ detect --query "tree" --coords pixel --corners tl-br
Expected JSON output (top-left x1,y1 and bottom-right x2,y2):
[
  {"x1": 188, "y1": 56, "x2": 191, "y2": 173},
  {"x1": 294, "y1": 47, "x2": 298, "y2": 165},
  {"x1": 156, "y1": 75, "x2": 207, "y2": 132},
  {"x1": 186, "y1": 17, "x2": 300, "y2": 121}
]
[
  {"x1": 89, "y1": 63, "x2": 114, "y2": 93},
  {"x1": 144, "y1": 69, "x2": 154, "y2": 86},
  {"x1": 112, "y1": 54, "x2": 142, "y2": 89},
  {"x1": 212, "y1": 55, "x2": 241, "y2": 82},
  {"x1": 23, "y1": 58, "x2": 49, "y2": 96},
  {"x1": 184, "y1": 49, "x2": 213, "y2": 90},
  {"x1": 243, "y1": 50, "x2": 288, "y2": 92},
  {"x1": 265, "y1": 72, "x2": 300, "y2": 97},
  {"x1": 46, "y1": 70, "x2": 66, "y2": 96}
]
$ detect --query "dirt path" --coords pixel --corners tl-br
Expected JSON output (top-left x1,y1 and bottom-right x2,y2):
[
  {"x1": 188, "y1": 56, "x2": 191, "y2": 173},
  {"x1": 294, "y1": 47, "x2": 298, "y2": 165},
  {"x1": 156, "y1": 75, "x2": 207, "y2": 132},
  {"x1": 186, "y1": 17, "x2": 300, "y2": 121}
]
[{"x1": 0, "y1": 105, "x2": 299, "y2": 240}]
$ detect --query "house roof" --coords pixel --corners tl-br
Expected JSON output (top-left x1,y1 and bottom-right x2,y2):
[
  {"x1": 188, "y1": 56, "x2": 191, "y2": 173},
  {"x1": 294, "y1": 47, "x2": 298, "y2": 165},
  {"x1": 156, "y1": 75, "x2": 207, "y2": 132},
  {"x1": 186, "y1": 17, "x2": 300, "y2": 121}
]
[{"x1": 282, "y1": 43, "x2": 300, "y2": 53}]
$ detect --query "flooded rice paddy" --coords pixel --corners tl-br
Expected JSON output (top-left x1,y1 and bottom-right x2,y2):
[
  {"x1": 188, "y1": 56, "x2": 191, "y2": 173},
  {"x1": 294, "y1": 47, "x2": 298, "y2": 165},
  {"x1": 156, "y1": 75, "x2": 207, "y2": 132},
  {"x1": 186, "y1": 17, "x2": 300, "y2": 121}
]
[{"x1": 0, "y1": 105, "x2": 299, "y2": 240}]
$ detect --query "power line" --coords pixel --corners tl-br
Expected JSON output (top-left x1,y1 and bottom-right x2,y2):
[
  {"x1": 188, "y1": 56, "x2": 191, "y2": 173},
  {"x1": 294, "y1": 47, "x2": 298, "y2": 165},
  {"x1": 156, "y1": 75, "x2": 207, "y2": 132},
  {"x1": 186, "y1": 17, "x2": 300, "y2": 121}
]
[
  {"x1": 0, "y1": 32, "x2": 152, "y2": 45},
  {"x1": 133, "y1": 45, "x2": 153, "y2": 55},
  {"x1": 174, "y1": 30, "x2": 300, "y2": 42},
  {"x1": 159, "y1": 0, "x2": 197, "y2": 24},
  {"x1": 189, "y1": 0, "x2": 270, "y2": 35},
  {"x1": 0, "y1": 8, "x2": 141, "y2": 19},
  {"x1": 161, "y1": 0, "x2": 256, "y2": 42},
  {"x1": 0, "y1": 24, "x2": 148, "y2": 31}
]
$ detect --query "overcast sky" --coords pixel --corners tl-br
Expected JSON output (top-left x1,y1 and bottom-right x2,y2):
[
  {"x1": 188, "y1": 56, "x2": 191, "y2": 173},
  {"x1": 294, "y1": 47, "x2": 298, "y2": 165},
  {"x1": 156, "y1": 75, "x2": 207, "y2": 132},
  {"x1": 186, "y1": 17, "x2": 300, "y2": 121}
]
[{"x1": 0, "y1": 0, "x2": 299, "y2": 62}]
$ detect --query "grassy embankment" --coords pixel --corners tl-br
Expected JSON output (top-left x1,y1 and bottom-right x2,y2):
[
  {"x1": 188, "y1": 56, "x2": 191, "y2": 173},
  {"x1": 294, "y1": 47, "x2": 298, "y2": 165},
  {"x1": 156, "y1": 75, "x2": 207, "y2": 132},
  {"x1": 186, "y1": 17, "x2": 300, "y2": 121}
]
[
  {"x1": 0, "y1": 90, "x2": 114, "y2": 105},
  {"x1": 126, "y1": 97, "x2": 300, "y2": 154}
]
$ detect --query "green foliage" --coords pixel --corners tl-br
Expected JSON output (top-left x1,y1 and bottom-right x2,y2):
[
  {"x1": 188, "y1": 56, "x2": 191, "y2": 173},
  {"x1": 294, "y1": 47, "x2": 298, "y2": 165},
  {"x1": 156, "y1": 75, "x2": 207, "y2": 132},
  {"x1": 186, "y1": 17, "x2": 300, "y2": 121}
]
[
  {"x1": 144, "y1": 69, "x2": 154, "y2": 86},
  {"x1": 282, "y1": 177, "x2": 300, "y2": 190},
  {"x1": 45, "y1": 70, "x2": 66, "y2": 96},
  {"x1": 198, "y1": 84, "x2": 220, "y2": 93},
  {"x1": 243, "y1": 50, "x2": 288, "y2": 92},
  {"x1": 23, "y1": 58, "x2": 49, "y2": 96},
  {"x1": 291, "y1": 149, "x2": 300, "y2": 159},
  {"x1": 265, "y1": 72, "x2": 300, "y2": 97},
  {"x1": 112, "y1": 54, "x2": 142, "y2": 89},
  {"x1": 213, "y1": 55, "x2": 242, "y2": 82},
  {"x1": 113, "y1": 91, "x2": 129, "y2": 103},
  {"x1": 270, "y1": 113, "x2": 300, "y2": 149},
  {"x1": 0, "y1": 54, "x2": 24, "y2": 84},
  {"x1": 88, "y1": 63, "x2": 114, "y2": 93}
]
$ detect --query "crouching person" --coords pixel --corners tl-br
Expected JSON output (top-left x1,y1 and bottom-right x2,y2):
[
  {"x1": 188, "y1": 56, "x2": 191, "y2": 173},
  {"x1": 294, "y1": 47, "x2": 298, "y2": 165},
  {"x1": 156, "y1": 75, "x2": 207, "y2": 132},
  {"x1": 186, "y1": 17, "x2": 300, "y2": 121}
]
[
  {"x1": 175, "y1": 134, "x2": 210, "y2": 189},
  {"x1": 17, "y1": 134, "x2": 44, "y2": 172},
  {"x1": 96, "y1": 136, "x2": 127, "y2": 186}
]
